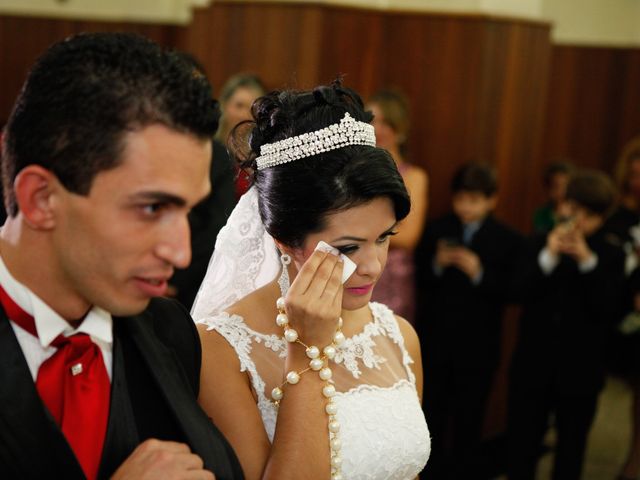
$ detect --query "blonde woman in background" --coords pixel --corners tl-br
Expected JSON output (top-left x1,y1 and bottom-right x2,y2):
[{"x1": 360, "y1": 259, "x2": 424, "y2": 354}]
[{"x1": 367, "y1": 90, "x2": 428, "y2": 325}]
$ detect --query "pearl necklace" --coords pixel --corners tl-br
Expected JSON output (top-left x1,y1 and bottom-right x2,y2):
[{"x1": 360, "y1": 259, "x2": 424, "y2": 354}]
[{"x1": 271, "y1": 294, "x2": 346, "y2": 480}]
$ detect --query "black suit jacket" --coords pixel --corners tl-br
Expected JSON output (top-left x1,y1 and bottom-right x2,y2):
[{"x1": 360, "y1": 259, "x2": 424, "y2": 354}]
[
  {"x1": 510, "y1": 229, "x2": 626, "y2": 395},
  {"x1": 415, "y1": 213, "x2": 523, "y2": 371},
  {"x1": 0, "y1": 297, "x2": 244, "y2": 480}
]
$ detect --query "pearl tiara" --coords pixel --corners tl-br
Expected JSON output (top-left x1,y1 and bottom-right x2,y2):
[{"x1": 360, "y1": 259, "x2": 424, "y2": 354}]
[{"x1": 255, "y1": 112, "x2": 376, "y2": 170}]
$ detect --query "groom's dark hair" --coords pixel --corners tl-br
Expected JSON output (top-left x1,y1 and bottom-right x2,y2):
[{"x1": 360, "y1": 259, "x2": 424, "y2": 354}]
[{"x1": 1, "y1": 32, "x2": 220, "y2": 216}]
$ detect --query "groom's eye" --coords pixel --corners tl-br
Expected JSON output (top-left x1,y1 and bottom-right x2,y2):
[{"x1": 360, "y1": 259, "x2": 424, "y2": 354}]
[{"x1": 139, "y1": 203, "x2": 168, "y2": 217}]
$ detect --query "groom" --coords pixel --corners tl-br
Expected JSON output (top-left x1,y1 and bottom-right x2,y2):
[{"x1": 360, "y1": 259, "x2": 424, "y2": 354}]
[{"x1": 0, "y1": 33, "x2": 243, "y2": 479}]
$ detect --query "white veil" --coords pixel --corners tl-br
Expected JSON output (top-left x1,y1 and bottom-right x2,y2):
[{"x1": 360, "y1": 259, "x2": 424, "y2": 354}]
[{"x1": 190, "y1": 186, "x2": 281, "y2": 320}]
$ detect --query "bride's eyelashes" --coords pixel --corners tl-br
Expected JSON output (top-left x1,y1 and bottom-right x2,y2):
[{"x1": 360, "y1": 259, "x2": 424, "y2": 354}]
[
  {"x1": 336, "y1": 244, "x2": 358, "y2": 255},
  {"x1": 334, "y1": 231, "x2": 398, "y2": 255}
]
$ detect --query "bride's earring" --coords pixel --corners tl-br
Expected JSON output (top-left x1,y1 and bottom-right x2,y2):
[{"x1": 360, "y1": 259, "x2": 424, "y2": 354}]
[{"x1": 278, "y1": 253, "x2": 292, "y2": 296}]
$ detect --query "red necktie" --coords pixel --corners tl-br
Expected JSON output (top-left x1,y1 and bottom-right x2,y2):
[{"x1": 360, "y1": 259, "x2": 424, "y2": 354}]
[{"x1": 0, "y1": 285, "x2": 110, "y2": 480}]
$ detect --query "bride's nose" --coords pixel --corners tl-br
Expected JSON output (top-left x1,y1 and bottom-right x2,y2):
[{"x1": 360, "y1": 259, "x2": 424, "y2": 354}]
[{"x1": 354, "y1": 245, "x2": 383, "y2": 280}]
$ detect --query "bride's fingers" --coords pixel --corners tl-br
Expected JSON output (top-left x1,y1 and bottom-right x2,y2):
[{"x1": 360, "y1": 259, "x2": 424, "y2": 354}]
[
  {"x1": 321, "y1": 259, "x2": 343, "y2": 300},
  {"x1": 303, "y1": 253, "x2": 340, "y2": 298},
  {"x1": 329, "y1": 266, "x2": 344, "y2": 313},
  {"x1": 288, "y1": 250, "x2": 330, "y2": 295},
  {"x1": 331, "y1": 281, "x2": 344, "y2": 313}
]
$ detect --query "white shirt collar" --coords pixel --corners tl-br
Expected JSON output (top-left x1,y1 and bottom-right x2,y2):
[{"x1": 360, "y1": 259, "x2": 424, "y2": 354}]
[{"x1": 0, "y1": 255, "x2": 112, "y2": 348}]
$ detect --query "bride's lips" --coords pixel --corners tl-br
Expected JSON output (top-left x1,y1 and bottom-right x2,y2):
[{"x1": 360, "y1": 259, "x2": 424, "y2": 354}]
[
  {"x1": 346, "y1": 283, "x2": 373, "y2": 296},
  {"x1": 133, "y1": 277, "x2": 170, "y2": 297}
]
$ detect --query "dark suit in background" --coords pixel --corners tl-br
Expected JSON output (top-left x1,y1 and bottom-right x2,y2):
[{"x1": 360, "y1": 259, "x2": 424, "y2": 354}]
[
  {"x1": 171, "y1": 140, "x2": 237, "y2": 310},
  {"x1": 0, "y1": 298, "x2": 244, "y2": 480},
  {"x1": 507, "y1": 230, "x2": 625, "y2": 480},
  {"x1": 415, "y1": 213, "x2": 522, "y2": 479}
]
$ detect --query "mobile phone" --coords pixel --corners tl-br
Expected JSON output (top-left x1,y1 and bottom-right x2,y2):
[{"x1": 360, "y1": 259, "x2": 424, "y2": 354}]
[
  {"x1": 315, "y1": 241, "x2": 357, "y2": 283},
  {"x1": 442, "y1": 237, "x2": 462, "y2": 247},
  {"x1": 556, "y1": 215, "x2": 576, "y2": 230}
]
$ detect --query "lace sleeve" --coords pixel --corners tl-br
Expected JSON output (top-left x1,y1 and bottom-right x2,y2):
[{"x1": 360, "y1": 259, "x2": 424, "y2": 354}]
[{"x1": 370, "y1": 302, "x2": 417, "y2": 385}]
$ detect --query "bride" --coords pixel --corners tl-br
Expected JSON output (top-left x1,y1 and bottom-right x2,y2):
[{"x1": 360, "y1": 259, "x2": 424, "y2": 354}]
[{"x1": 192, "y1": 81, "x2": 430, "y2": 480}]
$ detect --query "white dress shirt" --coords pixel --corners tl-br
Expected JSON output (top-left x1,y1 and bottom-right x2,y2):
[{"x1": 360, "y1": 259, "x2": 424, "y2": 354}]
[
  {"x1": 0, "y1": 256, "x2": 113, "y2": 380},
  {"x1": 538, "y1": 247, "x2": 598, "y2": 276}
]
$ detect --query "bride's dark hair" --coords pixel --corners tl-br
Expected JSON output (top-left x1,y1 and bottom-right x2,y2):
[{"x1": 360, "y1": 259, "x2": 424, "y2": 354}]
[{"x1": 229, "y1": 79, "x2": 410, "y2": 248}]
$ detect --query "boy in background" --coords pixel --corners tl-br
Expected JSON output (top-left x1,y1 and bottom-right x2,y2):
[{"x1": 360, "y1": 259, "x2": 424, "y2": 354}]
[
  {"x1": 415, "y1": 163, "x2": 522, "y2": 479},
  {"x1": 507, "y1": 169, "x2": 625, "y2": 480}
]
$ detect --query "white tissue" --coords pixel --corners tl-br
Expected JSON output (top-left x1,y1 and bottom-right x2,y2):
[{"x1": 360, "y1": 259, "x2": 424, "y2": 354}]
[{"x1": 315, "y1": 241, "x2": 357, "y2": 283}]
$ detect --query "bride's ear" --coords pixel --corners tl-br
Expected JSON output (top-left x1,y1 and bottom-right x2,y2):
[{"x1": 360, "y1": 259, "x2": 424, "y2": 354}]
[{"x1": 273, "y1": 240, "x2": 303, "y2": 266}]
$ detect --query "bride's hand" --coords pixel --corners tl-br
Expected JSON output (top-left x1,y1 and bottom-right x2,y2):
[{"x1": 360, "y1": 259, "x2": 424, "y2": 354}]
[{"x1": 283, "y1": 250, "x2": 344, "y2": 347}]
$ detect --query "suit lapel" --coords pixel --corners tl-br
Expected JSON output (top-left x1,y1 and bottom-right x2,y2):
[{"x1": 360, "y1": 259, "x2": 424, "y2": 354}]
[
  {"x1": 118, "y1": 310, "x2": 242, "y2": 479},
  {"x1": 0, "y1": 310, "x2": 84, "y2": 478},
  {"x1": 97, "y1": 334, "x2": 139, "y2": 480},
  {"x1": 118, "y1": 313, "x2": 220, "y2": 466}
]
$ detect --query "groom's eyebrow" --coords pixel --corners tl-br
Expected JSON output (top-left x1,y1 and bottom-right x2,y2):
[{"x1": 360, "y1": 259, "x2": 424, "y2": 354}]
[{"x1": 129, "y1": 191, "x2": 186, "y2": 207}]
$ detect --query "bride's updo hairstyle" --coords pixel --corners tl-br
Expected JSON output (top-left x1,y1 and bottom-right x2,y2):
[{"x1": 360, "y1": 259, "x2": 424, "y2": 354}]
[{"x1": 231, "y1": 80, "x2": 410, "y2": 249}]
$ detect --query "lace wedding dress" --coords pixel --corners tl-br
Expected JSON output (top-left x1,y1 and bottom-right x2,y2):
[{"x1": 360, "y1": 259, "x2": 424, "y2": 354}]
[{"x1": 198, "y1": 302, "x2": 431, "y2": 480}]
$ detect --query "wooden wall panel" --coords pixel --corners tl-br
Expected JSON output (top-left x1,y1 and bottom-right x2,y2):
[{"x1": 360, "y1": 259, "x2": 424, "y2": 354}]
[
  {"x1": 543, "y1": 46, "x2": 640, "y2": 179},
  {"x1": 176, "y1": 2, "x2": 325, "y2": 93},
  {"x1": 0, "y1": 15, "x2": 173, "y2": 123},
  {"x1": 0, "y1": 6, "x2": 552, "y2": 234},
  {"x1": 478, "y1": 21, "x2": 551, "y2": 233},
  {"x1": 378, "y1": 15, "x2": 488, "y2": 223},
  {"x1": 318, "y1": 7, "x2": 385, "y2": 91}
]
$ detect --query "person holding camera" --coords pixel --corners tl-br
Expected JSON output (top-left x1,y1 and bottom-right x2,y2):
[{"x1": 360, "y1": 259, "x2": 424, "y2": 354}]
[{"x1": 507, "y1": 169, "x2": 626, "y2": 480}]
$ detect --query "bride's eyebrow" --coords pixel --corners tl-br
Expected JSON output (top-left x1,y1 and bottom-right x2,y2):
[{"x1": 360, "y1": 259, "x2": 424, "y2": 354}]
[{"x1": 329, "y1": 222, "x2": 399, "y2": 243}]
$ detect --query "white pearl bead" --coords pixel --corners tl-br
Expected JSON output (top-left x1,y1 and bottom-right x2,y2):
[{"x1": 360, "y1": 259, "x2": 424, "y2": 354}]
[
  {"x1": 328, "y1": 420, "x2": 341, "y2": 433},
  {"x1": 286, "y1": 371, "x2": 300, "y2": 384},
  {"x1": 271, "y1": 387, "x2": 283, "y2": 400},
  {"x1": 284, "y1": 328, "x2": 298, "y2": 342},
  {"x1": 276, "y1": 313, "x2": 288, "y2": 327},
  {"x1": 323, "y1": 385, "x2": 336, "y2": 397},
  {"x1": 330, "y1": 437, "x2": 342, "y2": 451},
  {"x1": 309, "y1": 358, "x2": 324, "y2": 371},
  {"x1": 337, "y1": 317, "x2": 343, "y2": 328},
  {"x1": 306, "y1": 346, "x2": 320, "y2": 359},
  {"x1": 333, "y1": 331, "x2": 346, "y2": 346},
  {"x1": 323, "y1": 345, "x2": 336, "y2": 359},
  {"x1": 319, "y1": 367, "x2": 333, "y2": 381},
  {"x1": 276, "y1": 297, "x2": 286, "y2": 310},
  {"x1": 325, "y1": 402, "x2": 338, "y2": 415},
  {"x1": 331, "y1": 455, "x2": 342, "y2": 468}
]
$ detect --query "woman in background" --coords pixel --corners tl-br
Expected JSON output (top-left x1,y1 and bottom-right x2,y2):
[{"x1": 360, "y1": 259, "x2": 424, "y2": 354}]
[
  {"x1": 216, "y1": 73, "x2": 266, "y2": 198},
  {"x1": 367, "y1": 90, "x2": 428, "y2": 324}
]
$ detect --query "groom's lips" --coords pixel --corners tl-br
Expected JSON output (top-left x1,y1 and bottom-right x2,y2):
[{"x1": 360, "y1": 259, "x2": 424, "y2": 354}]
[{"x1": 133, "y1": 276, "x2": 170, "y2": 297}]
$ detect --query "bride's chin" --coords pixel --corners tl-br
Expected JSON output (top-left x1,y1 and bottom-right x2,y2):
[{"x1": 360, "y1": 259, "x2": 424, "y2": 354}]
[{"x1": 341, "y1": 297, "x2": 371, "y2": 312}]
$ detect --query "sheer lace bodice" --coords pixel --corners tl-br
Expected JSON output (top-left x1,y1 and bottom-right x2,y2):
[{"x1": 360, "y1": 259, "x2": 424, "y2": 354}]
[{"x1": 199, "y1": 302, "x2": 430, "y2": 479}]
